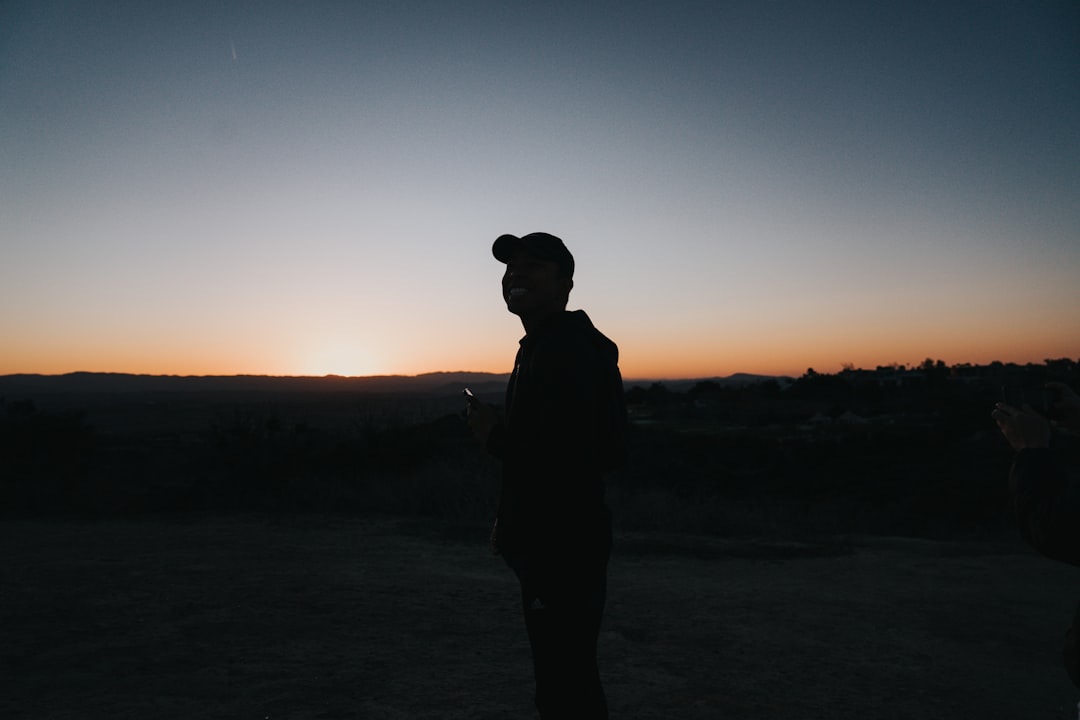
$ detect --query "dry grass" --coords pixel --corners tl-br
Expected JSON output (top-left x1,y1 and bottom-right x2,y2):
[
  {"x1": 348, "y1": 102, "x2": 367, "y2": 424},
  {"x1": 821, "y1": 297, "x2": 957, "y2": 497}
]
[{"x1": 2, "y1": 515, "x2": 1079, "y2": 719}]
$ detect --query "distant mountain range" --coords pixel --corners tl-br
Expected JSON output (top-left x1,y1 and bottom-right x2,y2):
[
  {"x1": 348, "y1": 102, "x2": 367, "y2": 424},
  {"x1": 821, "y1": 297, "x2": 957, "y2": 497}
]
[
  {"x1": 0, "y1": 371, "x2": 781, "y2": 397},
  {"x1": 0, "y1": 371, "x2": 511, "y2": 397},
  {"x1": 626, "y1": 373, "x2": 786, "y2": 393}
]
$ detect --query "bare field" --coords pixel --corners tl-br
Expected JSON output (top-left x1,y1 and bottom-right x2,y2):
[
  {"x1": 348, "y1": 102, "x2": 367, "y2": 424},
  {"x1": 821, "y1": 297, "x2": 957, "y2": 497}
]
[{"x1": 3, "y1": 516, "x2": 1079, "y2": 719}]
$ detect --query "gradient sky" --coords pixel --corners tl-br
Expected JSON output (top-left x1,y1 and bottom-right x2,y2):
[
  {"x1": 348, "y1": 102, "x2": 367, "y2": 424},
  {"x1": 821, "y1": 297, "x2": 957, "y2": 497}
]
[{"x1": 3, "y1": 1, "x2": 1078, "y2": 380}]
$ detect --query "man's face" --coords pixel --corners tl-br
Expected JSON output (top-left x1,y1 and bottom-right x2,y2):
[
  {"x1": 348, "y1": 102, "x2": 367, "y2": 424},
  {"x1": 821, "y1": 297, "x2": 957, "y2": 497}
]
[{"x1": 501, "y1": 249, "x2": 572, "y2": 318}]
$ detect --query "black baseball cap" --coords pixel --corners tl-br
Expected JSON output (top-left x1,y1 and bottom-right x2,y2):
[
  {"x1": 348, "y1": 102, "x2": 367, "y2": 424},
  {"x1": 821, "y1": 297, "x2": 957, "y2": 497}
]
[{"x1": 492, "y1": 232, "x2": 575, "y2": 278}]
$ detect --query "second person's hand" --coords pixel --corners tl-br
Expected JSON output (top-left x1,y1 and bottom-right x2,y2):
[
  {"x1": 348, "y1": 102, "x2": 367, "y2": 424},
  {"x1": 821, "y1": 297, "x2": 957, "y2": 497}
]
[{"x1": 993, "y1": 402, "x2": 1051, "y2": 451}]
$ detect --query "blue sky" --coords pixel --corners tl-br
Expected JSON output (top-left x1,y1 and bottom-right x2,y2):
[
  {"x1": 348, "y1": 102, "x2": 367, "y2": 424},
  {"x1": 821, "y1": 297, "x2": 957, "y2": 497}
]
[{"x1": 2, "y1": 1, "x2": 1078, "y2": 378}]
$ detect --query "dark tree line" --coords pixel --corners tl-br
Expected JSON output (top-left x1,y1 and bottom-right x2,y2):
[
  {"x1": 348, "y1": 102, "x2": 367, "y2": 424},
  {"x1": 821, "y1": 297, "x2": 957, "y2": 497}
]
[{"x1": 2, "y1": 358, "x2": 1077, "y2": 540}]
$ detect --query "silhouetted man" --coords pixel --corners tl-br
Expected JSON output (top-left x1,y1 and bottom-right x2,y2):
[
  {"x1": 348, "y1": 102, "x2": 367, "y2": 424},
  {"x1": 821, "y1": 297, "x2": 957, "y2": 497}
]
[{"x1": 467, "y1": 232, "x2": 627, "y2": 719}]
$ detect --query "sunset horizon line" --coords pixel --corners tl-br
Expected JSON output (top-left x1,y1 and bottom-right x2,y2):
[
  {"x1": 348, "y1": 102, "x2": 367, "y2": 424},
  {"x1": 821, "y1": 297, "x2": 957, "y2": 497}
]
[{"x1": 2, "y1": 355, "x2": 1077, "y2": 385}]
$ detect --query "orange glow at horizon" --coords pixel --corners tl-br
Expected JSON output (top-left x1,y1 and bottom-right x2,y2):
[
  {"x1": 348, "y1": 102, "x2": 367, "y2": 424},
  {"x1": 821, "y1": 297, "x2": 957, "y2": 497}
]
[{"x1": 4, "y1": 332, "x2": 1077, "y2": 381}]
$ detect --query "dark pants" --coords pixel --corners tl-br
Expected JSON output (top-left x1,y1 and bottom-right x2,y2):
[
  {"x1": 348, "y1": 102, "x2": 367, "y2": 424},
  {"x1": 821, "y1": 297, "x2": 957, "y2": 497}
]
[{"x1": 511, "y1": 526, "x2": 611, "y2": 718}]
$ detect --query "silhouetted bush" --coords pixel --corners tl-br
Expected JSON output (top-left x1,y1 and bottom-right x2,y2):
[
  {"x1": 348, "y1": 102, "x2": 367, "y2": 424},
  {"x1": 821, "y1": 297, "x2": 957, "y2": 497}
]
[{"x1": 0, "y1": 398, "x2": 97, "y2": 514}]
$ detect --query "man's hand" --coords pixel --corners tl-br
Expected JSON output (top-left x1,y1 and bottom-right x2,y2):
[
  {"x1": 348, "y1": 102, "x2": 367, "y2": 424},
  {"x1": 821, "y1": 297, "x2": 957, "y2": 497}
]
[
  {"x1": 466, "y1": 396, "x2": 499, "y2": 444},
  {"x1": 992, "y1": 402, "x2": 1051, "y2": 451}
]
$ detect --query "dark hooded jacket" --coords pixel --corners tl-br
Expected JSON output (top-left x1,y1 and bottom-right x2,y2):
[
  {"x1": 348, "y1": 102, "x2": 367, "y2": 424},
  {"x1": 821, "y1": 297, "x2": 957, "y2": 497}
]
[{"x1": 486, "y1": 310, "x2": 627, "y2": 561}]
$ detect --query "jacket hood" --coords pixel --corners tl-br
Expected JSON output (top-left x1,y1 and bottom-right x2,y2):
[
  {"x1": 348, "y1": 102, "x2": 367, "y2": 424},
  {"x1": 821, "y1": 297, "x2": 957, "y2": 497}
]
[{"x1": 564, "y1": 310, "x2": 620, "y2": 365}]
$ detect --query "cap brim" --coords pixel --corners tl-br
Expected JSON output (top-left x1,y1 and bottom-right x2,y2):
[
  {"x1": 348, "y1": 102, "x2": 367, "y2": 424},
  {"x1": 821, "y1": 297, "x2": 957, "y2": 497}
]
[{"x1": 492, "y1": 234, "x2": 523, "y2": 263}]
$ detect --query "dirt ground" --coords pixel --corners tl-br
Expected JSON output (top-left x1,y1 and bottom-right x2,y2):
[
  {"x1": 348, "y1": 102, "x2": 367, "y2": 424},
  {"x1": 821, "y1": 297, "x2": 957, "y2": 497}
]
[{"x1": 3, "y1": 515, "x2": 1079, "y2": 719}]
